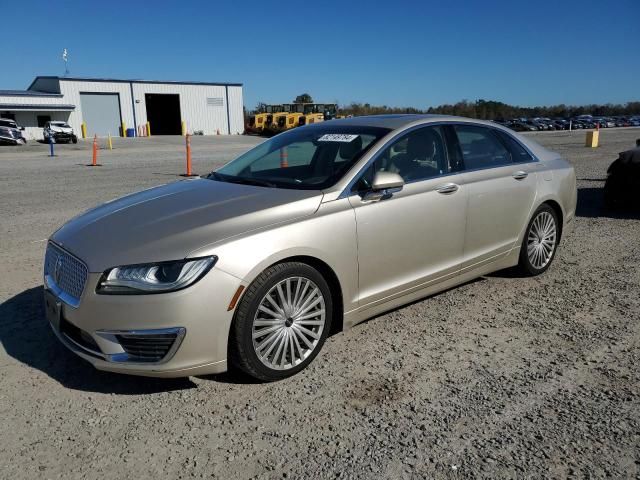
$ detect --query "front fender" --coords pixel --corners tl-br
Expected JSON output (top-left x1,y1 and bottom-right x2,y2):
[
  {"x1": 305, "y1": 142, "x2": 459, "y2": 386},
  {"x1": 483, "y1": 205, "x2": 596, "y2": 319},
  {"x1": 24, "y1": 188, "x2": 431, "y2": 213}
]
[{"x1": 189, "y1": 198, "x2": 360, "y2": 314}]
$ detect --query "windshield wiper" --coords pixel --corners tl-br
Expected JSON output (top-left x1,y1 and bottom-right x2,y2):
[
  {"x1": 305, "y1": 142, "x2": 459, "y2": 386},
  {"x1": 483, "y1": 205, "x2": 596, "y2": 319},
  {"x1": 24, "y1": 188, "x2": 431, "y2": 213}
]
[{"x1": 208, "y1": 172, "x2": 278, "y2": 188}]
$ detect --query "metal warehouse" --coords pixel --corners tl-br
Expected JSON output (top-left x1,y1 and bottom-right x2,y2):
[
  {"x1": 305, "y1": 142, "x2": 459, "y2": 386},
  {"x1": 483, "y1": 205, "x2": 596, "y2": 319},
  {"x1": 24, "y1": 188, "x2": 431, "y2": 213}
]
[{"x1": 0, "y1": 76, "x2": 244, "y2": 140}]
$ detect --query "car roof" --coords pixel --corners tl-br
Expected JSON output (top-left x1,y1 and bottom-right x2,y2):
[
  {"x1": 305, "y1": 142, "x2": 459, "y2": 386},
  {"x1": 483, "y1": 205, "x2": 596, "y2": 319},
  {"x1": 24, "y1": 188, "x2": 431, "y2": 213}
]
[{"x1": 320, "y1": 114, "x2": 499, "y2": 130}]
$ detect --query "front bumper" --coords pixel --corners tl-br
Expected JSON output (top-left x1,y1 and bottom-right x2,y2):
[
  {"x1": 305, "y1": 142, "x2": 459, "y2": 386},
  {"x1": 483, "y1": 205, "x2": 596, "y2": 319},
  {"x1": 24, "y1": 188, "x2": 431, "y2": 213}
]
[
  {"x1": 0, "y1": 135, "x2": 25, "y2": 145},
  {"x1": 45, "y1": 266, "x2": 243, "y2": 377},
  {"x1": 46, "y1": 131, "x2": 76, "y2": 141}
]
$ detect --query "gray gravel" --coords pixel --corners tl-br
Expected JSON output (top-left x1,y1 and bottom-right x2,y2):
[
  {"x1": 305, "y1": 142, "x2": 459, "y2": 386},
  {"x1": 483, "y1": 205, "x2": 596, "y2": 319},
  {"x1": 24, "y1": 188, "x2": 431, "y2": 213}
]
[{"x1": 1, "y1": 129, "x2": 639, "y2": 479}]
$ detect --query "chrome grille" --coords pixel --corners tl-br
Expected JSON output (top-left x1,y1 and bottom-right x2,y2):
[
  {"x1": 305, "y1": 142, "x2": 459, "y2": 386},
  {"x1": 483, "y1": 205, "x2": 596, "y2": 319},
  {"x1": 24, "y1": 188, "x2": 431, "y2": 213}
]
[{"x1": 44, "y1": 243, "x2": 88, "y2": 307}]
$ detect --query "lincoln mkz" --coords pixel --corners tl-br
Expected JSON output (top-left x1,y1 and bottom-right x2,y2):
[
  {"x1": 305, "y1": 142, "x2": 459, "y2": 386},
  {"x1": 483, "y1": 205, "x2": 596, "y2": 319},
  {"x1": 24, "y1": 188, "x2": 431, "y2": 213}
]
[{"x1": 43, "y1": 115, "x2": 577, "y2": 381}]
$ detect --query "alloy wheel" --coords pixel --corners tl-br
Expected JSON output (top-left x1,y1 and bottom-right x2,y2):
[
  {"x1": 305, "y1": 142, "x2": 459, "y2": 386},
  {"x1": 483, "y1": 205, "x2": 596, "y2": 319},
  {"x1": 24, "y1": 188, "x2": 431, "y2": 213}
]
[
  {"x1": 527, "y1": 211, "x2": 557, "y2": 269},
  {"x1": 252, "y1": 276, "x2": 326, "y2": 371}
]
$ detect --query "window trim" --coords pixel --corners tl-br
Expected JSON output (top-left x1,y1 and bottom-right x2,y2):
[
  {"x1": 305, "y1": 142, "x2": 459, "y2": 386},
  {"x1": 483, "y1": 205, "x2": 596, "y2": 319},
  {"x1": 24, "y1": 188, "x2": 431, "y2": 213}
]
[
  {"x1": 350, "y1": 124, "x2": 452, "y2": 193},
  {"x1": 492, "y1": 128, "x2": 535, "y2": 164},
  {"x1": 339, "y1": 121, "x2": 539, "y2": 198},
  {"x1": 452, "y1": 123, "x2": 515, "y2": 171}
]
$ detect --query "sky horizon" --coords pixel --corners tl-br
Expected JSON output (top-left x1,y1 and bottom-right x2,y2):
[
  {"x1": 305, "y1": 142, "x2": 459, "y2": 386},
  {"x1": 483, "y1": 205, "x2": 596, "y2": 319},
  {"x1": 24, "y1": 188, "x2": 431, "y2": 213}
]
[{"x1": 2, "y1": 0, "x2": 639, "y2": 110}]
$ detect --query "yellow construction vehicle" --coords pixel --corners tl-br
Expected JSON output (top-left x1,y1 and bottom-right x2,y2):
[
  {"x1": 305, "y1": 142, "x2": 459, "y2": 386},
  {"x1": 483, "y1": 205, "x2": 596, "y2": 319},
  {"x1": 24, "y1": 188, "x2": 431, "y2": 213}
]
[
  {"x1": 246, "y1": 105, "x2": 283, "y2": 134},
  {"x1": 265, "y1": 105, "x2": 299, "y2": 135},
  {"x1": 297, "y1": 103, "x2": 338, "y2": 127},
  {"x1": 253, "y1": 103, "x2": 340, "y2": 134}
]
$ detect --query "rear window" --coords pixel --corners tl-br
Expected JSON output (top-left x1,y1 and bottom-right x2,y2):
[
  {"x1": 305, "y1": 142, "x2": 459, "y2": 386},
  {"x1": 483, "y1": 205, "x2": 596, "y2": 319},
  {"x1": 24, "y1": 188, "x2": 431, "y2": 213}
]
[
  {"x1": 495, "y1": 130, "x2": 534, "y2": 163},
  {"x1": 453, "y1": 125, "x2": 512, "y2": 170}
]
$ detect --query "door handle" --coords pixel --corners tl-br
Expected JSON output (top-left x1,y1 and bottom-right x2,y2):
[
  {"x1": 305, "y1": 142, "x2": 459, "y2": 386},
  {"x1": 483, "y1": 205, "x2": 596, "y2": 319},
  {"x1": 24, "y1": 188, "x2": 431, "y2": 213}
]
[
  {"x1": 512, "y1": 171, "x2": 528, "y2": 180},
  {"x1": 435, "y1": 183, "x2": 459, "y2": 195}
]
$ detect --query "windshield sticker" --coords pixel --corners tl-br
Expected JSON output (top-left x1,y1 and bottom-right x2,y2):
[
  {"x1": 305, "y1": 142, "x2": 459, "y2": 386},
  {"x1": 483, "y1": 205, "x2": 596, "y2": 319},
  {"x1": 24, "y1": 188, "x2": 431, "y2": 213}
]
[{"x1": 317, "y1": 134, "x2": 359, "y2": 143}]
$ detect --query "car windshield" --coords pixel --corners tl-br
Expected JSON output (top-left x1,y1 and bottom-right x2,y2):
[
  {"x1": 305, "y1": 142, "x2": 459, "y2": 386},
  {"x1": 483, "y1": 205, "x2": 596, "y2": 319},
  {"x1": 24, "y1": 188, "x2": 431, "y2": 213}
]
[
  {"x1": 210, "y1": 125, "x2": 390, "y2": 190},
  {"x1": 0, "y1": 120, "x2": 16, "y2": 128}
]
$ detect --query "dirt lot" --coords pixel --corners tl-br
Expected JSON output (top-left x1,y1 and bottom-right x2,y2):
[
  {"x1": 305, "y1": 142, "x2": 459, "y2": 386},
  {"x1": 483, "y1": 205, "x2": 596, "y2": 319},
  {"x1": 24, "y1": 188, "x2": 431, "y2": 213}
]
[{"x1": 1, "y1": 129, "x2": 639, "y2": 479}]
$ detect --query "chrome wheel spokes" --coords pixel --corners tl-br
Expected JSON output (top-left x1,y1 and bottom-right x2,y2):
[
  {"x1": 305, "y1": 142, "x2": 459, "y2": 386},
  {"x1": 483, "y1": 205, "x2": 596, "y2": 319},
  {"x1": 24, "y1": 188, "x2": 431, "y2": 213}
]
[
  {"x1": 527, "y1": 211, "x2": 557, "y2": 269},
  {"x1": 252, "y1": 277, "x2": 326, "y2": 370}
]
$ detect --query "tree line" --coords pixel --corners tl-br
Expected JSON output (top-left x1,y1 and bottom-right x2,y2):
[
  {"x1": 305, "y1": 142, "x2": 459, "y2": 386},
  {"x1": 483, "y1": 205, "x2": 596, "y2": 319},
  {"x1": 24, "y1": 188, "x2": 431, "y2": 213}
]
[{"x1": 338, "y1": 99, "x2": 640, "y2": 119}]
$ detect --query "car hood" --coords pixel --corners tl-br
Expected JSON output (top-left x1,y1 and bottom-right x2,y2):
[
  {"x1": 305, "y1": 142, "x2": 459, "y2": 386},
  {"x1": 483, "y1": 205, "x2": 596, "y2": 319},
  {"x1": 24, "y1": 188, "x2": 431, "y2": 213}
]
[
  {"x1": 52, "y1": 178, "x2": 323, "y2": 272},
  {"x1": 49, "y1": 126, "x2": 73, "y2": 133}
]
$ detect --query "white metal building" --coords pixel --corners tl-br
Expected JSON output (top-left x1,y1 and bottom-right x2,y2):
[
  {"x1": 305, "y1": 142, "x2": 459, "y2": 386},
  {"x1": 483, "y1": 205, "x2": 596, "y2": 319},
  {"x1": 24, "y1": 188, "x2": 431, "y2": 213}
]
[{"x1": 0, "y1": 76, "x2": 244, "y2": 139}]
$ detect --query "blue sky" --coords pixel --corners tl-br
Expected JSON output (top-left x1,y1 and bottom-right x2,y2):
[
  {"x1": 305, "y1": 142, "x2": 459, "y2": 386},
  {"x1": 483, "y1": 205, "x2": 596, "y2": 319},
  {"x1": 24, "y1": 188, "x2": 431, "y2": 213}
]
[{"x1": 3, "y1": 0, "x2": 639, "y2": 109}]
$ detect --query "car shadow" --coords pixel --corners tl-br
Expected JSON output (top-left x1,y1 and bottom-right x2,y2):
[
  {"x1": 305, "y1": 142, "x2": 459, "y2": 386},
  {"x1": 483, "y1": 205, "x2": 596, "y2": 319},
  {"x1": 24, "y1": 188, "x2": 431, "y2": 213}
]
[
  {"x1": 0, "y1": 286, "x2": 196, "y2": 394},
  {"x1": 576, "y1": 187, "x2": 640, "y2": 219}
]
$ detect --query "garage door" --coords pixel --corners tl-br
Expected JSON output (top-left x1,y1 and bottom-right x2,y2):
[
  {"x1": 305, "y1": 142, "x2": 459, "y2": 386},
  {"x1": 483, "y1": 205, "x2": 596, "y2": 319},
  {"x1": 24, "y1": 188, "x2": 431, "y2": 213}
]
[{"x1": 80, "y1": 93, "x2": 122, "y2": 137}]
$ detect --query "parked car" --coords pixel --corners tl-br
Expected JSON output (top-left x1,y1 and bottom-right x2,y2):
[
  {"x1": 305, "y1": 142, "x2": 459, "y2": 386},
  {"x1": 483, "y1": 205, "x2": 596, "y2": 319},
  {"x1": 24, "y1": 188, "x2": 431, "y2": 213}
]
[
  {"x1": 43, "y1": 121, "x2": 78, "y2": 143},
  {"x1": 552, "y1": 119, "x2": 570, "y2": 130},
  {"x1": 506, "y1": 121, "x2": 537, "y2": 132},
  {"x1": 0, "y1": 118, "x2": 27, "y2": 145},
  {"x1": 604, "y1": 143, "x2": 640, "y2": 209},
  {"x1": 43, "y1": 115, "x2": 577, "y2": 380}
]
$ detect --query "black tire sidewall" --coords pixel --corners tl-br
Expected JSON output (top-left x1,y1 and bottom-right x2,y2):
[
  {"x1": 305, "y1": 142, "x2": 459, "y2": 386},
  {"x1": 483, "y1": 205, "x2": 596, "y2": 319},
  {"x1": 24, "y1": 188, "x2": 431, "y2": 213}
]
[
  {"x1": 230, "y1": 262, "x2": 333, "y2": 381},
  {"x1": 519, "y1": 205, "x2": 559, "y2": 276}
]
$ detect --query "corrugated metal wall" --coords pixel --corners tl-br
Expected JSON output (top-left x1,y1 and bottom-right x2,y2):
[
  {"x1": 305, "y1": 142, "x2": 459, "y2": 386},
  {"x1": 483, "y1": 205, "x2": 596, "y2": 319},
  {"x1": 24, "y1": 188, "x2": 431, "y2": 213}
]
[
  {"x1": 131, "y1": 82, "x2": 243, "y2": 135},
  {"x1": 1, "y1": 79, "x2": 244, "y2": 138},
  {"x1": 59, "y1": 80, "x2": 134, "y2": 136},
  {"x1": 227, "y1": 86, "x2": 244, "y2": 135}
]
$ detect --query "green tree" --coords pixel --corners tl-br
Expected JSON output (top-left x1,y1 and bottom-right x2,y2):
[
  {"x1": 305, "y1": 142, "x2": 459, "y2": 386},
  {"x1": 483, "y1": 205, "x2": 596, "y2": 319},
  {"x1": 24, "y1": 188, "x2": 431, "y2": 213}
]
[{"x1": 294, "y1": 93, "x2": 313, "y2": 104}]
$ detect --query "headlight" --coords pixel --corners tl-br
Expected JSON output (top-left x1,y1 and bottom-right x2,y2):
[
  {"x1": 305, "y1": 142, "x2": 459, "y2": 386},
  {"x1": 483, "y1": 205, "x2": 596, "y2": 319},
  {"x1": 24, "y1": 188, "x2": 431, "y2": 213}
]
[{"x1": 97, "y1": 256, "x2": 216, "y2": 294}]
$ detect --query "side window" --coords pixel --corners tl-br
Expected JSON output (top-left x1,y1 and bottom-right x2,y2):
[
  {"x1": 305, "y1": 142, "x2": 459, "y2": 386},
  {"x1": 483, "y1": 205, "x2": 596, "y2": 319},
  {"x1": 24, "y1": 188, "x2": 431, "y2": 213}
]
[
  {"x1": 454, "y1": 125, "x2": 512, "y2": 170},
  {"x1": 353, "y1": 126, "x2": 449, "y2": 191},
  {"x1": 495, "y1": 130, "x2": 534, "y2": 163}
]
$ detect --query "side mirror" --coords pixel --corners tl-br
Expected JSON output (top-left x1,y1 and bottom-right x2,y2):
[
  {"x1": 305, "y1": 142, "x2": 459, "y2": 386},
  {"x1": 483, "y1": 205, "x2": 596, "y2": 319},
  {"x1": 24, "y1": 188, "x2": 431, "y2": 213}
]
[
  {"x1": 372, "y1": 171, "x2": 404, "y2": 191},
  {"x1": 363, "y1": 171, "x2": 404, "y2": 201},
  {"x1": 20, "y1": 126, "x2": 25, "y2": 131}
]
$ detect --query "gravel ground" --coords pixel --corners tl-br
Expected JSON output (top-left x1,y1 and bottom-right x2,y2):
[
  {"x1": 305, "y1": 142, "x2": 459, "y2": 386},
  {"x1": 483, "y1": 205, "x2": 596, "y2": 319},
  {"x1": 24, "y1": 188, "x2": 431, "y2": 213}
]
[{"x1": 1, "y1": 129, "x2": 639, "y2": 479}]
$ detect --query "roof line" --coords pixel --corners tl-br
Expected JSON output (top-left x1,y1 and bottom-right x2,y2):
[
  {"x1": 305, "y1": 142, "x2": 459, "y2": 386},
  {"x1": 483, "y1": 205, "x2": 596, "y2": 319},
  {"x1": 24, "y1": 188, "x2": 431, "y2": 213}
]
[
  {"x1": 0, "y1": 90, "x2": 63, "y2": 98},
  {"x1": 29, "y1": 76, "x2": 243, "y2": 88}
]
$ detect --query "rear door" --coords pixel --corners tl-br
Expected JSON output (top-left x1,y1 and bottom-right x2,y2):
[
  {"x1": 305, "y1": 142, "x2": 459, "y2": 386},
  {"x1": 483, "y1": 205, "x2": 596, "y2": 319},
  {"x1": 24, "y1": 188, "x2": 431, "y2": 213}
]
[{"x1": 452, "y1": 124, "x2": 538, "y2": 269}]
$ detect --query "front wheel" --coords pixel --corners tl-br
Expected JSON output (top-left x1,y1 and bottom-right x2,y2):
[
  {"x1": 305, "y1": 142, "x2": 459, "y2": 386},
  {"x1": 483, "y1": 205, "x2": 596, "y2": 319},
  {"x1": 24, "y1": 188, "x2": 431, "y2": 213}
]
[
  {"x1": 518, "y1": 205, "x2": 559, "y2": 276},
  {"x1": 229, "y1": 262, "x2": 332, "y2": 381}
]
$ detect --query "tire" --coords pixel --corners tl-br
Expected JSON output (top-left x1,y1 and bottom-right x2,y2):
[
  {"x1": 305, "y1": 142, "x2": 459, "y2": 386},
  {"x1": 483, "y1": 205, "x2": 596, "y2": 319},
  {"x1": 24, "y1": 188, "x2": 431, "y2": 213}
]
[
  {"x1": 229, "y1": 262, "x2": 333, "y2": 381},
  {"x1": 518, "y1": 204, "x2": 560, "y2": 276},
  {"x1": 72, "y1": 136, "x2": 78, "y2": 144}
]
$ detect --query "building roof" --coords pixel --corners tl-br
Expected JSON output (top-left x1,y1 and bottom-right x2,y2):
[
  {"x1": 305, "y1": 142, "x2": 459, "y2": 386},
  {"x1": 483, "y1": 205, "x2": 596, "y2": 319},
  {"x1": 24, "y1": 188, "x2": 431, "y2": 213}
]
[
  {"x1": 0, "y1": 89, "x2": 63, "y2": 97},
  {"x1": 0, "y1": 104, "x2": 75, "y2": 111},
  {"x1": 28, "y1": 76, "x2": 243, "y2": 90}
]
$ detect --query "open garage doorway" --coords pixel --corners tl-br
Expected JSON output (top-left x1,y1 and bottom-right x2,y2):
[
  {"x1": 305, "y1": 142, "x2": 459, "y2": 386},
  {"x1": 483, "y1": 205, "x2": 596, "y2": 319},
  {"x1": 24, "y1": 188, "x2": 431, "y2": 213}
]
[{"x1": 145, "y1": 93, "x2": 182, "y2": 135}]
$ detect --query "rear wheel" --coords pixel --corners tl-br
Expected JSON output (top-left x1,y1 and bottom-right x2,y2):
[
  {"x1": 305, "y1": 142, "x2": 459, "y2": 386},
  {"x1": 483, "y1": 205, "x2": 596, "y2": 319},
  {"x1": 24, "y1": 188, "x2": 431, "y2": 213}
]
[
  {"x1": 518, "y1": 204, "x2": 559, "y2": 276},
  {"x1": 229, "y1": 262, "x2": 332, "y2": 381}
]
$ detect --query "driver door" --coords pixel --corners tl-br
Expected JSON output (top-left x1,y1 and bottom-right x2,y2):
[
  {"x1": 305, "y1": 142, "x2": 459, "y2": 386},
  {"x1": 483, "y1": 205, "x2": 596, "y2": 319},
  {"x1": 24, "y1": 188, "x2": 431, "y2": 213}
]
[{"x1": 348, "y1": 125, "x2": 468, "y2": 308}]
